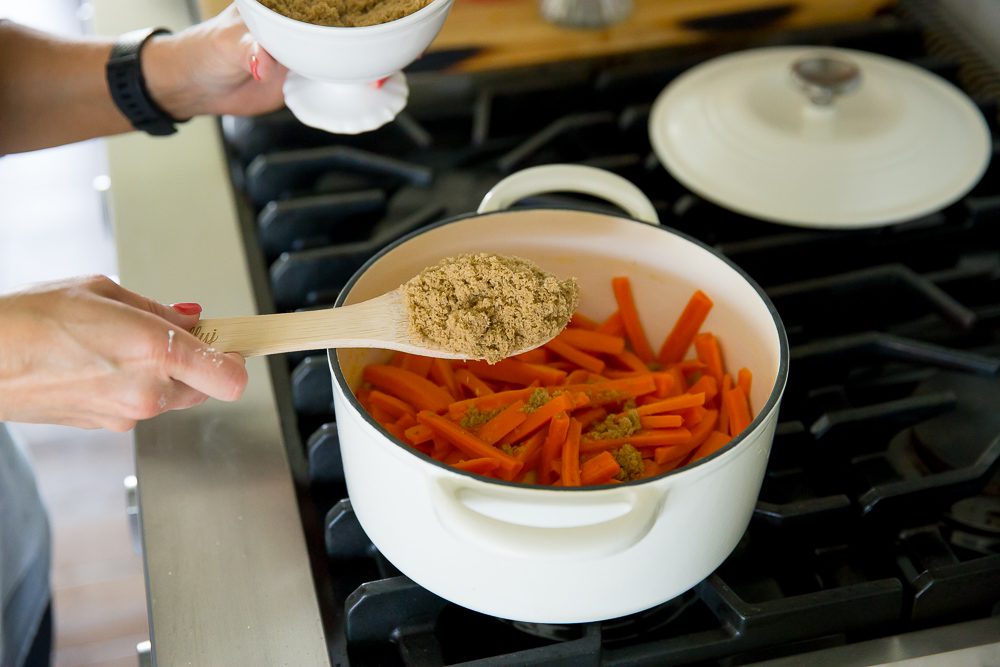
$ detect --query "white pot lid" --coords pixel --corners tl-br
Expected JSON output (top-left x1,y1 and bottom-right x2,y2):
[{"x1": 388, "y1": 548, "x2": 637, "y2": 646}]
[{"x1": 649, "y1": 46, "x2": 993, "y2": 229}]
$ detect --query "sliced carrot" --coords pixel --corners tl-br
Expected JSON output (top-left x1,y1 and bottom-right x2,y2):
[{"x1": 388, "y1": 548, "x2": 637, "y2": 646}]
[
  {"x1": 447, "y1": 385, "x2": 540, "y2": 419},
  {"x1": 561, "y1": 418, "x2": 583, "y2": 486},
  {"x1": 569, "y1": 312, "x2": 600, "y2": 330},
  {"x1": 580, "y1": 428, "x2": 692, "y2": 453},
  {"x1": 652, "y1": 371, "x2": 675, "y2": 398},
  {"x1": 516, "y1": 429, "x2": 547, "y2": 470},
  {"x1": 564, "y1": 369, "x2": 592, "y2": 385},
  {"x1": 429, "y1": 359, "x2": 461, "y2": 400},
  {"x1": 640, "y1": 414, "x2": 684, "y2": 429},
  {"x1": 405, "y1": 423, "x2": 434, "y2": 445},
  {"x1": 500, "y1": 393, "x2": 580, "y2": 446},
  {"x1": 556, "y1": 328, "x2": 626, "y2": 355},
  {"x1": 636, "y1": 393, "x2": 706, "y2": 416},
  {"x1": 658, "y1": 290, "x2": 714, "y2": 364},
  {"x1": 718, "y1": 373, "x2": 733, "y2": 436},
  {"x1": 544, "y1": 338, "x2": 606, "y2": 374},
  {"x1": 416, "y1": 411, "x2": 522, "y2": 478},
  {"x1": 431, "y1": 436, "x2": 452, "y2": 461},
  {"x1": 454, "y1": 368, "x2": 494, "y2": 397},
  {"x1": 597, "y1": 310, "x2": 624, "y2": 336},
  {"x1": 511, "y1": 348, "x2": 548, "y2": 364},
  {"x1": 363, "y1": 365, "x2": 453, "y2": 413},
  {"x1": 737, "y1": 368, "x2": 753, "y2": 403},
  {"x1": 690, "y1": 430, "x2": 732, "y2": 463},
  {"x1": 400, "y1": 354, "x2": 434, "y2": 379},
  {"x1": 465, "y1": 359, "x2": 567, "y2": 387},
  {"x1": 561, "y1": 375, "x2": 657, "y2": 405},
  {"x1": 394, "y1": 413, "x2": 417, "y2": 430},
  {"x1": 694, "y1": 333, "x2": 724, "y2": 388},
  {"x1": 575, "y1": 407, "x2": 608, "y2": 429},
  {"x1": 640, "y1": 459, "x2": 662, "y2": 479},
  {"x1": 679, "y1": 405, "x2": 707, "y2": 428},
  {"x1": 685, "y1": 375, "x2": 718, "y2": 405},
  {"x1": 369, "y1": 390, "x2": 417, "y2": 419},
  {"x1": 581, "y1": 451, "x2": 621, "y2": 486},
  {"x1": 538, "y1": 412, "x2": 570, "y2": 485},
  {"x1": 612, "y1": 277, "x2": 655, "y2": 363},
  {"x1": 724, "y1": 385, "x2": 752, "y2": 437},
  {"x1": 610, "y1": 349, "x2": 649, "y2": 373},
  {"x1": 476, "y1": 400, "x2": 529, "y2": 445},
  {"x1": 453, "y1": 458, "x2": 501, "y2": 475}
]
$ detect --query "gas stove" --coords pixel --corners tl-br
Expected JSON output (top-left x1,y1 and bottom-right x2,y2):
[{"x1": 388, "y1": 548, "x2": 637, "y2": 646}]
[
  {"x1": 213, "y1": 3, "x2": 1000, "y2": 665},
  {"x1": 92, "y1": 0, "x2": 1000, "y2": 664}
]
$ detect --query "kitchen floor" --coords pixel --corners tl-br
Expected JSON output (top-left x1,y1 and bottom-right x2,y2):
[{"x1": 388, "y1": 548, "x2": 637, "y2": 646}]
[{"x1": 0, "y1": 2, "x2": 149, "y2": 666}]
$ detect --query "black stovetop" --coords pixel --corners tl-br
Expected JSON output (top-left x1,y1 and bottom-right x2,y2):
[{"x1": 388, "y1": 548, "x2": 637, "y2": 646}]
[{"x1": 221, "y1": 4, "x2": 1000, "y2": 665}]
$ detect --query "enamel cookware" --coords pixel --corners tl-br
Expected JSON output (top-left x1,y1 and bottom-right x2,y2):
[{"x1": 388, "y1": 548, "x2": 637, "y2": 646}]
[{"x1": 329, "y1": 165, "x2": 789, "y2": 623}]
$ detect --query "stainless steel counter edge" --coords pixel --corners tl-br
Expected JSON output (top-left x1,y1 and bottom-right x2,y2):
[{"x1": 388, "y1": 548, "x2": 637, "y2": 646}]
[{"x1": 92, "y1": 1, "x2": 330, "y2": 664}]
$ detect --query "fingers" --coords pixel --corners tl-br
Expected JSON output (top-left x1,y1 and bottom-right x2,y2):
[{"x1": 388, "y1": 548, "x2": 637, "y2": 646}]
[
  {"x1": 165, "y1": 335, "x2": 249, "y2": 403},
  {"x1": 243, "y1": 37, "x2": 286, "y2": 83},
  {"x1": 88, "y1": 276, "x2": 204, "y2": 330}
]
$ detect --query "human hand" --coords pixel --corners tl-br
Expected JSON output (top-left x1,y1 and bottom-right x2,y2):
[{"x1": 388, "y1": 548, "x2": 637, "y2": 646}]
[
  {"x1": 0, "y1": 275, "x2": 248, "y2": 432},
  {"x1": 142, "y1": 3, "x2": 288, "y2": 120}
]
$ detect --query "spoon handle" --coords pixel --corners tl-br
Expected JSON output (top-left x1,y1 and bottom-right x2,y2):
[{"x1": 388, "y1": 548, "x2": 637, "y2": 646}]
[{"x1": 188, "y1": 291, "x2": 407, "y2": 357}]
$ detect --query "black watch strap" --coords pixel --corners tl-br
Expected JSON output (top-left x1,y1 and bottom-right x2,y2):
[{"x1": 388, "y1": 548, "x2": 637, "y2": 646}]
[{"x1": 106, "y1": 27, "x2": 181, "y2": 137}]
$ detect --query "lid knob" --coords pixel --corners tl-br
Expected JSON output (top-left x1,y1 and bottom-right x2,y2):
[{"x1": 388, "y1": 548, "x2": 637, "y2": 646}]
[{"x1": 791, "y1": 55, "x2": 861, "y2": 106}]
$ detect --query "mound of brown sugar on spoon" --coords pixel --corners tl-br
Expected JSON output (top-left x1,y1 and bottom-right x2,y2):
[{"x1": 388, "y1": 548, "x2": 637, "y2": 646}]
[
  {"x1": 259, "y1": 0, "x2": 433, "y2": 27},
  {"x1": 402, "y1": 253, "x2": 579, "y2": 364}
]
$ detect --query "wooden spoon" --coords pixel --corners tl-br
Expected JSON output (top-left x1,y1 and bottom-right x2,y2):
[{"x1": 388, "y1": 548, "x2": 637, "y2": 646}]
[{"x1": 187, "y1": 288, "x2": 557, "y2": 360}]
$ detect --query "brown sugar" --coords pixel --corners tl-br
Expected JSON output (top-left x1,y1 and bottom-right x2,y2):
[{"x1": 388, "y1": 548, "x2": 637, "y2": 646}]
[
  {"x1": 402, "y1": 253, "x2": 579, "y2": 364},
  {"x1": 259, "y1": 0, "x2": 433, "y2": 27}
]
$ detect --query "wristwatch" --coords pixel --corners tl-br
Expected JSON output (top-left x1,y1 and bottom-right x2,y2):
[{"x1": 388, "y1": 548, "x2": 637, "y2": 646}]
[{"x1": 106, "y1": 27, "x2": 184, "y2": 136}]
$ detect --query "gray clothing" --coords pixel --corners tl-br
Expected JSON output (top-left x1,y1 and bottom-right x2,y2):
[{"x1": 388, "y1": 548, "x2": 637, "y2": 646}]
[{"x1": 0, "y1": 426, "x2": 51, "y2": 667}]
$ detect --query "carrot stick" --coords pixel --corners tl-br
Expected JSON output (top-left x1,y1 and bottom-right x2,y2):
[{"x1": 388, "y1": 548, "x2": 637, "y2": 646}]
[
  {"x1": 636, "y1": 393, "x2": 706, "y2": 415},
  {"x1": 394, "y1": 413, "x2": 417, "y2": 430},
  {"x1": 454, "y1": 368, "x2": 494, "y2": 397},
  {"x1": 576, "y1": 407, "x2": 608, "y2": 429},
  {"x1": 610, "y1": 349, "x2": 649, "y2": 373},
  {"x1": 640, "y1": 414, "x2": 684, "y2": 429},
  {"x1": 682, "y1": 408, "x2": 719, "y2": 453},
  {"x1": 690, "y1": 430, "x2": 733, "y2": 463},
  {"x1": 405, "y1": 423, "x2": 434, "y2": 445},
  {"x1": 597, "y1": 310, "x2": 624, "y2": 336},
  {"x1": 416, "y1": 411, "x2": 522, "y2": 478},
  {"x1": 556, "y1": 328, "x2": 626, "y2": 355},
  {"x1": 363, "y1": 365, "x2": 453, "y2": 413},
  {"x1": 581, "y1": 451, "x2": 621, "y2": 486},
  {"x1": 685, "y1": 375, "x2": 718, "y2": 404},
  {"x1": 400, "y1": 354, "x2": 434, "y2": 379},
  {"x1": 561, "y1": 418, "x2": 583, "y2": 486},
  {"x1": 447, "y1": 386, "x2": 540, "y2": 419},
  {"x1": 640, "y1": 459, "x2": 662, "y2": 479},
  {"x1": 580, "y1": 428, "x2": 692, "y2": 453},
  {"x1": 516, "y1": 429, "x2": 547, "y2": 470},
  {"x1": 453, "y1": 458, "x2": 501, "y2": 475},
  {"x1": 654, "y1": 446, "x2": 688, "y2": 467},
  {"x1": 652, "y1": 371, "x2": 675, "y2": 398},
  {"x1": 694, "y1": 333, "x2": 724, "y2": 387},
  {"x1": 431, "y1": 436, "x2": 452, "y2": 461},
  {"x1": 679, "y1": 405, "x2": 707, "y2": 428},
  {"x1": 611, "y1": 277, "x2": 655, "y2": 363},
  {"x1": 538, "y1": 412, "x2": 570, "y2": 485},
  {"x1": 658, "y1": 290, "x2": 714, "y2": 363},
  {"x1": 718, "y1": 374, "x2": 733, "y2": 436},
  {"x1": 724, "y1": 385, "x2": 752, "y2": 437},
  {"x1": 499, "y1": 393, "x2": 578, "y2": 446},
  {"x1": 570, "y1": 312, "x2": 600, "y2": 330},
  {"x1": 511, "y1": 348, "x2": 548, "y2": 364},
  {"x1": 476, "y1": 400, "x2": 529, "y2": 445},
  {"x1": 544, "y1": 338, "x2": 606, "y2": 374},
  {"x1": 564, "y1": 369, "x2": 592, "y2": 385},
  {"x1": 561, "y1": 375, "x2": 657, "y2": 405},
  {"x1": 429, "y1": 359, "x2": 461, "y2": 400},
  {"x1": 465, "y1": 359, "x2": 567, "y2": 387},
  {"x1": 737, "y1": 368, "x2": 752, "y2": 403}
]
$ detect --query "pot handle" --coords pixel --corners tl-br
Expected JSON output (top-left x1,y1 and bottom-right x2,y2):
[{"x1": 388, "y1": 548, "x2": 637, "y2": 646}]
[
  {"x1": 477, "y1": 164, "x2": 660, "y2": 225},
  {"x1": 429, "y1": 475, "x2": 666, "y2": 560}
]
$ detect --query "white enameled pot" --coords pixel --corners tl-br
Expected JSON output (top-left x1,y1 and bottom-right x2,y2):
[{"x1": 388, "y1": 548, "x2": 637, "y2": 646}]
[{"x1": 329, "y1": 165, "x2": 789, "y2": 623}]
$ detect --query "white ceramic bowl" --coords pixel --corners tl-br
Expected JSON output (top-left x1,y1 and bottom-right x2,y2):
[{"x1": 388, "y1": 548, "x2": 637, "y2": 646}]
[
  {"x1": 235, "y1": 0, "x2": 454, "y2": 133},
  {"x1": 330, "y1": 165, "x2": 789, "y2": 623}
]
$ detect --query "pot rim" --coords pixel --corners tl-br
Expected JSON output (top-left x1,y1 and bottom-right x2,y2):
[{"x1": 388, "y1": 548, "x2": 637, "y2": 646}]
[{"x1": 330, "y1": 207, "x2": 790, "y2": 491}]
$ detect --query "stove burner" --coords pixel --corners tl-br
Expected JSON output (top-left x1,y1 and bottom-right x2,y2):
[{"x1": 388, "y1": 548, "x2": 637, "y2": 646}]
[{"x1": 912, "y1": 372, "x2": 1000, "y2": 471}]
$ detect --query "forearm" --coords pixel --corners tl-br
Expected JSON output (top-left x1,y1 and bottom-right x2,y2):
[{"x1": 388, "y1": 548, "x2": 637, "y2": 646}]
[{"x1": 0, "y1": 20, "x2": 133, "y2": 153}]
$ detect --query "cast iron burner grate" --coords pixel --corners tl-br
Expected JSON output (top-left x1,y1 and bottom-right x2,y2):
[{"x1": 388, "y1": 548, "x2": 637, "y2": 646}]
[{"x1": 220, "y1": 4, "x2": 1000, "y2": 665}]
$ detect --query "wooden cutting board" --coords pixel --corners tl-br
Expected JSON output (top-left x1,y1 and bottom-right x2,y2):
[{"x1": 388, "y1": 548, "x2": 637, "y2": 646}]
[{"x1": 196, "y1": 0, "x2": 891, "y2": 72}]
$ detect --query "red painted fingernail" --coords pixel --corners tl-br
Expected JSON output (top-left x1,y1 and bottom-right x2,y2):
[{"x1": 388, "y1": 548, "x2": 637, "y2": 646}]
[
  {"x1": 372, "y1": 76, "x2": 388, "y2": 89},
  {"x1": 172, "y1": 302, "x2": 203, "y2": 316},
  {"x1": 250, "y1": 54, "x2": 261, "y2": 81}
]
